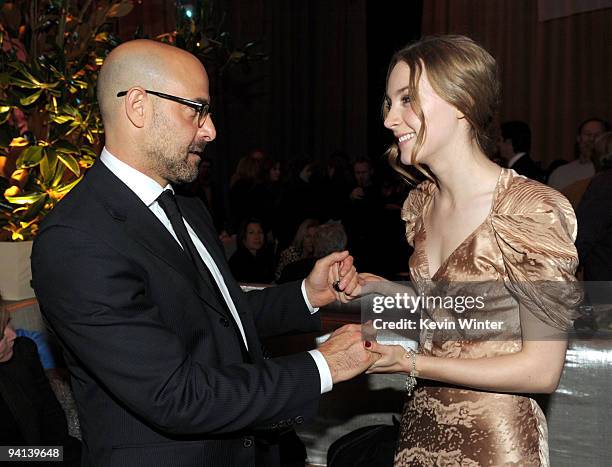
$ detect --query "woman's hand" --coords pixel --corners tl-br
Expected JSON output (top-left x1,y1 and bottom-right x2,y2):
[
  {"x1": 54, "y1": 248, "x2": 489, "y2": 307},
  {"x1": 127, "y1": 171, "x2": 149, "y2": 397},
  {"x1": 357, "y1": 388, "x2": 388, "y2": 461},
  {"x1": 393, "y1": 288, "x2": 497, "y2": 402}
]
[
  {"x1": 358, "y1": 272, "x2": 388, "y2": 284},
  {"x1": 364, "y1": 341, "x2": 411, "y2": 374}
]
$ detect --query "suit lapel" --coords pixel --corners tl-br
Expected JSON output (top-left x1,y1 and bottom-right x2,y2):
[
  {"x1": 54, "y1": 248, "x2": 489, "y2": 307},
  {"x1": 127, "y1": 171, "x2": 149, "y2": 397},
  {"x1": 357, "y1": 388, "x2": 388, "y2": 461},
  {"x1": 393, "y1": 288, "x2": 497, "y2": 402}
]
[
  {"x1": 87, "y1": 161, "x2": 229, "y2": 320},
  {"x1": 178, "y1": 196, "x2": 246, "y2": 306},
  {"x1": 178, "y1": 195, "x2": 263, "y2": 359}
]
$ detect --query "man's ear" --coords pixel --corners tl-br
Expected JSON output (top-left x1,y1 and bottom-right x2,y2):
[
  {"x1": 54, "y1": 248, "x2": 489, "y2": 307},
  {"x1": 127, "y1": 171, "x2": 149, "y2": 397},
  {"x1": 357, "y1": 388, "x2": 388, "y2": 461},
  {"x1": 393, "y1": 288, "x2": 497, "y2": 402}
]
[{"x1": 124, "y1": 87, "x2": 147, "y2": 128}]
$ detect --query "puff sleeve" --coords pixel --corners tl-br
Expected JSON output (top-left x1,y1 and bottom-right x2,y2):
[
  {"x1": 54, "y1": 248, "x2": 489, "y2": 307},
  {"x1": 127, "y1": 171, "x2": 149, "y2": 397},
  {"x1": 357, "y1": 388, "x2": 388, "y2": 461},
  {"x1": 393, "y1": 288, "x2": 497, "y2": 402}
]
[
  {"x1": 401, "y1": 180, "x2": 434, "y2": 247},
  {"x1": 491, "y1": 178, "x2": 581, "y2": 330}
]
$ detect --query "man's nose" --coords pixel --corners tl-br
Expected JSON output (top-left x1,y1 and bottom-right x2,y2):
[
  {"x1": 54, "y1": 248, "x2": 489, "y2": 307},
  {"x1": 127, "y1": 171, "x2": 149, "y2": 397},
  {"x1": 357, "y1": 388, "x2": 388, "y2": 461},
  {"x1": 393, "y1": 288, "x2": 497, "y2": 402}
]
[{"x1": 199, "y1": 115, "x2": 216, "y2": 141}]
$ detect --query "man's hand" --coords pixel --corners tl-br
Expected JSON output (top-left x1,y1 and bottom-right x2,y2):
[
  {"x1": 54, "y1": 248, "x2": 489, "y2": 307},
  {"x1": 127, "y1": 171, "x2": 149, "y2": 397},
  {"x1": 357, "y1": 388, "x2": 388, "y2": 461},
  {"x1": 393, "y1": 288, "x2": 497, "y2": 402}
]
[
  {"x1": 304, "y1": 251, "x2": 360, "y2": 307},
  {"x1": 318, "y1": 324, "x2": 380, "y2": 384}
]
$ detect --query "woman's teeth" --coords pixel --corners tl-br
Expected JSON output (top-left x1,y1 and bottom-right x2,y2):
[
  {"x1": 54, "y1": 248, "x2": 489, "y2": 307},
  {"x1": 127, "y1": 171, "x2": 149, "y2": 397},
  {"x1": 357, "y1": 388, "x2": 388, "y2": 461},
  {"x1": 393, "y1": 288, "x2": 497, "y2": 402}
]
[{"x1": 398, "y1": 132, "x2": 416, "y2": 143}]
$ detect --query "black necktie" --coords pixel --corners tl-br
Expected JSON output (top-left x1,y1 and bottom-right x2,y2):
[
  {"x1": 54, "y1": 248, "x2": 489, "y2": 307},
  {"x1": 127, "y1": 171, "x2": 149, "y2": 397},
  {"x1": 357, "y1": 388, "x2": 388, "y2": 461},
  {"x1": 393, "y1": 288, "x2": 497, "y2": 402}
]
[{"x1": 156, "y1": 189, "x2": 251, "y2": 362}]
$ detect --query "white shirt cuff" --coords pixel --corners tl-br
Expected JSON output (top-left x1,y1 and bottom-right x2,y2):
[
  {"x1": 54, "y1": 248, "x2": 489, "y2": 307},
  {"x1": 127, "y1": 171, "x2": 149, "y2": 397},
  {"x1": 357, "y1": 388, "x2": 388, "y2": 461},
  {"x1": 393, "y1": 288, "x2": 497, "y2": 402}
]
[
  {"x1": 301, "y1": 280, "x2": 319, "y2": 314},
  {"x1": 308, "y1": 349, "x2": 333, "y2": 394}
]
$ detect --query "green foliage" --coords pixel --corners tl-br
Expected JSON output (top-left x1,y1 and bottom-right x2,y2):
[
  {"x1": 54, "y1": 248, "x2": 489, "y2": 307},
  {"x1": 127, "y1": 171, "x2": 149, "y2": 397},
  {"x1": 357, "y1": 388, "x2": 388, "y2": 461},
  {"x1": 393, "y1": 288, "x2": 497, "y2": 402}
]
[
  {"x1": 163, "y1": 0, "x2": 268, "y2": 85},
  {"x1": 0, "y1": 0, "x2": 132, "y2": 241},
  {"x1": 0, "y1": 0, "x2": 267, "y2": 241}
]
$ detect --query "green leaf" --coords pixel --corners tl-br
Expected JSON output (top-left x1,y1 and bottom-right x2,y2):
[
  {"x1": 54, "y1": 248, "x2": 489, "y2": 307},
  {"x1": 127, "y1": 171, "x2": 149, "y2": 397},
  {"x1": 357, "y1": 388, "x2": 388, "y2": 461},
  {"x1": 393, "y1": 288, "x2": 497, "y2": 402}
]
[
  {"x1": 40, "y1": 150, "x2": 58, "y2": 184},
  {"x1": 95, "y1": 32, "x2": 110, "y2": 42},
  {"x1": 19, "y1": 194, "x2": 48, "y2": 221},
  {"x1": 61, "y1": 105, "x2": 80, "y2": 117},
  {"x1": 7, "y1": 76, "x2": 40, "y2": 89},
  {"x1": 54, "y1": 140, "x2": 80, "y2": 154},
  {"x1": 50, "y1": 114, "x2": 74, "y2": 124},
  {"x1": 16, "y1": 65, "x2": 44, "y2": 87},
  {"x1": 46, "y1": 163, "x2": 64, "y2": 188},
  {"x1": 79, "y1": 154, "x2": 95, "y2": 168},
  {"x1": 16, "y1": 146, "x2": 45, "y2": 168},
  {"x1": 45, "y1": 62, "x2": 64, "y2": 79},
  {"x1": 19, "y1": 89, "x2": 43, "y2": 106},
  {"x1": 4, "y1": 192, "x2": 47, "y2": 205},
  {"x1": 56, "y1": 175, "x2": 83, "y2": 194},
  {"x1": 71, "y1": 80, "x2": 88, "y2": 89},
  {"x1": 9, "y1": 137, "x2": 29, "y2": 147},
  {"x1": 57, "y1": 152, "x2": 80, "y2": 176},
  {"x1": 80, "y1": 146, "x2": 98, "y2": 158}
]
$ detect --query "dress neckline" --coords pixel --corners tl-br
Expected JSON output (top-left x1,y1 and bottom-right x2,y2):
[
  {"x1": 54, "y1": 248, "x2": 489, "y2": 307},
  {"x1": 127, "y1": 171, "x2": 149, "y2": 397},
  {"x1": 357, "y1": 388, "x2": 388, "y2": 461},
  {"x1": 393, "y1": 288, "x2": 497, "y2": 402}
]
[{"x1": 422, "y1": 168, "x2": 506, "y2": 280}]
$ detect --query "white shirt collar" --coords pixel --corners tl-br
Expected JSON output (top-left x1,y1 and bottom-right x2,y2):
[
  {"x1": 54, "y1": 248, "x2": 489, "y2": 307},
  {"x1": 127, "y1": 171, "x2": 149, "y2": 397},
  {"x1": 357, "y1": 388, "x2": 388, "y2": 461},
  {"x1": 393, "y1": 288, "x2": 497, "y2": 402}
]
[
  {"x1": 100, "y1": 147, "x2": 173, "y2": 207},
  {"x1": 507, "y1": 152, "x2": 526, "y2": 169}
]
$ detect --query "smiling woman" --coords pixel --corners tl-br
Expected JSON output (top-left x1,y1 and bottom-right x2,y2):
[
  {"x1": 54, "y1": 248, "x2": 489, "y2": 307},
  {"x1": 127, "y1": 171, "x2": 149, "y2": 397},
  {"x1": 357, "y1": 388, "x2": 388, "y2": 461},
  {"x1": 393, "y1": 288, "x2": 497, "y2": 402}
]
[
  {"x1": 383, "y1": 35, "x2": 499, "y2": 178},
  {"x1": 363, "y1": 35, "x2": 581, "y2": 467}
]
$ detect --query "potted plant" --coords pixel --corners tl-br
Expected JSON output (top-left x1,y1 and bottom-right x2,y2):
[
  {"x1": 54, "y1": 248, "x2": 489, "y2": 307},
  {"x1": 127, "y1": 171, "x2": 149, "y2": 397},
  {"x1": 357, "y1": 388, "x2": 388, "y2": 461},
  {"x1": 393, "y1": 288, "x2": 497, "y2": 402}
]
[
  {"x1": 0, "y1": 0, "x2": 133, "y2": 299},
  {"x1": 0, "y1": 0, "x2": 266, "y2": 300}
]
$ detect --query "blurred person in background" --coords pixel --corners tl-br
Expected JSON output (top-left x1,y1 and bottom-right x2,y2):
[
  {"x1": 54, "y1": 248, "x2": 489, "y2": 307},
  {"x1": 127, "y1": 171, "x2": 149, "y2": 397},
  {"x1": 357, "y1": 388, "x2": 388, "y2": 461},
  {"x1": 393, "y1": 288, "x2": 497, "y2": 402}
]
[
  {"x1": 278, "y1": 223, "x2": 347, "y2": 283},
  {"x1": 343, "y1": 158, "x2": 385, "y2": 273},
  {"x1": 228, "y1": 155, "x2": 264, "y2": 231},
  {"x1": 275, "y1": 219, "x2": 319, "y2": 282},
  {"x1": 548, "y1": 117, "x2": 609, "y2": 191},
  {"x1": 229, "y1": 218, "x2": 276, "y2": 284},
  {"x1": 0, "y1": 297, "x2": 81, "y2": 465},
  {"x1": 253, "y1": 158, "x2": 285, "y2": 242},
  {"x1": 498, "y1": 120, "x2": 545, "y2": 182},
  {"x1": 576, "y1": 131, "x2": 612, "y2": 280}
]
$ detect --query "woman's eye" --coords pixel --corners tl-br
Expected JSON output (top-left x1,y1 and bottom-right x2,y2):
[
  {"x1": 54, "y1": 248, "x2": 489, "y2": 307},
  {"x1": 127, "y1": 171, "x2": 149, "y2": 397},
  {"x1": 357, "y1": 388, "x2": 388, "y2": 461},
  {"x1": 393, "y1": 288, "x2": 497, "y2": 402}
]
[{"x1": 401, "y1": 95, "x2": 411, "y2": 105}]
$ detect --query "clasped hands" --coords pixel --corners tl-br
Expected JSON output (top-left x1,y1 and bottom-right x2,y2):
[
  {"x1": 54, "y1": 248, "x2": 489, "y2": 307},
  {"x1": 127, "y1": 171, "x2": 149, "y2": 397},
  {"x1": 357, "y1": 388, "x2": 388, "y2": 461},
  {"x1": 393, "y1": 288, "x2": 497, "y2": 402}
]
[{"x1": 304, "y1": 253, "x2": 413, "y2": 383}]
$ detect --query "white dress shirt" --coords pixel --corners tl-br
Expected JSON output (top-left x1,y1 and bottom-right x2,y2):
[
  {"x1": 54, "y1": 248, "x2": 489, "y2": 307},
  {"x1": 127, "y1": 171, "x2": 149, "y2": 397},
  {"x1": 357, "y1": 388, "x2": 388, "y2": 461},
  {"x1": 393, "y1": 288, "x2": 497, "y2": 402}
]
[
  {"x1": 100, "y1": 148, "x2": 332, "y2": 393},
  {"x1": 507, "y1": 152, "x2": 526, "y2": 169},
  {"x1": 548, "y1": 159, "x2": 595, "y2": 191}
]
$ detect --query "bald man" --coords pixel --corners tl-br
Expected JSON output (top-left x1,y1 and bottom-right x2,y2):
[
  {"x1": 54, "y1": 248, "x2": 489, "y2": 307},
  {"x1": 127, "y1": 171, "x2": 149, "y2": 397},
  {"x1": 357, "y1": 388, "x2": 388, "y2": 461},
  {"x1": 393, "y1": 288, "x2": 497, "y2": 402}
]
[{"x1": 31, "y1": 40, "x2": 377, "y2": 467}]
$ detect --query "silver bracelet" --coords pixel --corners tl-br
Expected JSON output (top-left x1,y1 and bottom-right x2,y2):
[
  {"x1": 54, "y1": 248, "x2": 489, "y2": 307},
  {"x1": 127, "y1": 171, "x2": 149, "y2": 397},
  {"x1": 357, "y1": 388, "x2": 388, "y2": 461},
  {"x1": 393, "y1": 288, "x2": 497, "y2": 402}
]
[{"x1": 404, "y1": 350, "x2": 419, "y2": 396}]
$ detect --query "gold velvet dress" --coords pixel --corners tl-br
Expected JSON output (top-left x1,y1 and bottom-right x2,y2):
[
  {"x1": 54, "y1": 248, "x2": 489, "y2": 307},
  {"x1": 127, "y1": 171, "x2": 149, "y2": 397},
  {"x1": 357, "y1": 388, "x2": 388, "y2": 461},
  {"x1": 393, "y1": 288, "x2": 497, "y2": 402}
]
[{"x1": 395, "y1": 169, "x2": 580, "y2": 467}]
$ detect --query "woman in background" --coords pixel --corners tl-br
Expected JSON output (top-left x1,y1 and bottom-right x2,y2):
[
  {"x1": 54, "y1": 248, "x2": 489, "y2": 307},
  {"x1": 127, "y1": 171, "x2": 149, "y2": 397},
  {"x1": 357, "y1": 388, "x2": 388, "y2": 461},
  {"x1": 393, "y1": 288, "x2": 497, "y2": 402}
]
[
  {"x1": 275, "y1": 219, "x2": 319, "y2": 282},
  {"x1": 363, "y1": 35, "x2": 580, "y2": 466},
  {"x1": 229, "y1": 218, "x2": 275, "y2": 284}
]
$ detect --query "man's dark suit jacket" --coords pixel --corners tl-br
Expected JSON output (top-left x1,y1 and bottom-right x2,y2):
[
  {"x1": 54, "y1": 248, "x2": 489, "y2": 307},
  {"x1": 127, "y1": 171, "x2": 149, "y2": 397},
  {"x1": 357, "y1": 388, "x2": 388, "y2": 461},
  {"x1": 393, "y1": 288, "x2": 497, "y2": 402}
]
[
  {"x1": 576, "y1": 169, "x2": 612, "y2": 280},
  {"x1": 31, "y1": 160, "x2": 322, "y2": 467},
  {"x1": 510, "y1": 153, "x2": 545, "y2": 182}
]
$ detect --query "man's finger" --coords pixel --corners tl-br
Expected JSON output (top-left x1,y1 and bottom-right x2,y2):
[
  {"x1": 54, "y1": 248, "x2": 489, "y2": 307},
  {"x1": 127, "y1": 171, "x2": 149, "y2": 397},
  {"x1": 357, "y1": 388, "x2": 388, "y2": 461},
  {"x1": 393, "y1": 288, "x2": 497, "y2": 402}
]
[
  {"x1": 338, "y1": 267, "x2": 357, "y2": 292},
  {"x1": 316, "y1": 250, "x2": 350, "y2": 270},
  {"x1": 338, "y1": 254, "x2": 354, "y2": 277}
]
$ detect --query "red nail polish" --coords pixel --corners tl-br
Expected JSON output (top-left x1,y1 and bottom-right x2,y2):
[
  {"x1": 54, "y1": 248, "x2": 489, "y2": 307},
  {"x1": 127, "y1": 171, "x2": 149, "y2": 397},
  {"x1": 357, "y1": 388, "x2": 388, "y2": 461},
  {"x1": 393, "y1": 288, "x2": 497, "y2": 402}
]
[{"x1": 364, "y1": 340, "x2": 371, "y2": 348}]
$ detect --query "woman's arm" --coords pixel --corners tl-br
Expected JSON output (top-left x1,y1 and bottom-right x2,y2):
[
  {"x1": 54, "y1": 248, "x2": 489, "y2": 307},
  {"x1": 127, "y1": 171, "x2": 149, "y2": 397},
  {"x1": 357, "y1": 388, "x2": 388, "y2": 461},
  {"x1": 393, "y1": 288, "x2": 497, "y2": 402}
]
[{"x1": 366, "y1": 305, "x2": 568, "y2": 394}]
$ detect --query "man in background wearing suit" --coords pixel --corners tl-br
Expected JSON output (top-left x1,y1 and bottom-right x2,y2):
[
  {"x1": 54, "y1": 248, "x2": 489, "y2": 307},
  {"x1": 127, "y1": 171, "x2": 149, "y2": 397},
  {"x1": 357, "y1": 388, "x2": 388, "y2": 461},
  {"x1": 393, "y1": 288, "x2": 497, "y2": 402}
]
[
  {"x1": 498, "y1": 120, "x2": 545, "y2": 182},
  {"x1": 31, "y1": 40, "x2": 378, "y2": 467}
]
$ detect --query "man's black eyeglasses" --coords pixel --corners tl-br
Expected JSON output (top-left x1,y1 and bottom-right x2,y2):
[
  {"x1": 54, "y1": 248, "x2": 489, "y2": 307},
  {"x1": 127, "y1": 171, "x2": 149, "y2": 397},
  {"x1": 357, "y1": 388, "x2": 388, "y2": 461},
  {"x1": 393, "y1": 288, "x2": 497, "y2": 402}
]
[{"x1": 116, "y1": 89, "x2": 211, "y2": 127}]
